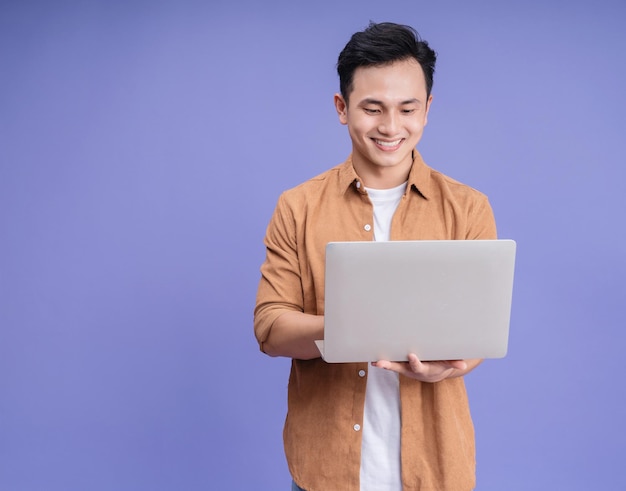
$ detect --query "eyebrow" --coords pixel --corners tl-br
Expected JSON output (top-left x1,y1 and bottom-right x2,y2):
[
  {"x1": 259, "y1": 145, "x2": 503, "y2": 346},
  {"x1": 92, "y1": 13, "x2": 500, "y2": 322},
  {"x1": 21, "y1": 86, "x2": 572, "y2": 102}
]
[{"x1": 359, "y1": 98, "x2": 422, "y2": 106}]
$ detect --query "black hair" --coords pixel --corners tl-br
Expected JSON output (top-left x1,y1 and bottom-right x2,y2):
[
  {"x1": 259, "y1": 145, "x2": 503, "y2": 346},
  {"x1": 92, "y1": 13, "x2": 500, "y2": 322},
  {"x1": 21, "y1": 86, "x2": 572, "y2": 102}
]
[{"x1": 337, "y1": 22, "x2": 437, "y2": 103}]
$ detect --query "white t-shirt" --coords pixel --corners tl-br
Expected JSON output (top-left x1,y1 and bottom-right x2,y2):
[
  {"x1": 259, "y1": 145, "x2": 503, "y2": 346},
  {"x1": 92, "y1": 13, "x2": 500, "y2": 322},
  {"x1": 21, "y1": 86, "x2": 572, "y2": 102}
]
[{"x1": 360, "y1": 182, "x2": 407, "y2": 491}]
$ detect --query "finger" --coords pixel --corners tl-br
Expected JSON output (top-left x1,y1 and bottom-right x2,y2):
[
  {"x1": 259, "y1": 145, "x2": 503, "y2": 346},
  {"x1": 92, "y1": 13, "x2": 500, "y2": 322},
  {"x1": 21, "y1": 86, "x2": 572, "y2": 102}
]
[
  {"x1": 407, "y1": 353, "x2": 422, "y2": 372},
  {"x1": 446, "y1": 360, "x2": 468, "y2": 370},
  {"x1": 409, "y1": 354, "x2": 467, "y2": 372},
  {"x1": 373, "y1": 360, "x2": 411, "y2": 376},
  {"x1": 373, "y1": 360, "x2": 398, "y2": 370},
  {"x1": 377, "y1": 356, "x2": 423, "y2": 374}
]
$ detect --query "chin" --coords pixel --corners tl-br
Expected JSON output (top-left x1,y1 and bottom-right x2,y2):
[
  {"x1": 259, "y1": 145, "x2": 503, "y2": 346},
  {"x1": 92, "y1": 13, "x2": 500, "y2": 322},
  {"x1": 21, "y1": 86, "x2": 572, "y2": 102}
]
[{"x1": 375, "y1": 154, "x2": 412, "y2": 168}]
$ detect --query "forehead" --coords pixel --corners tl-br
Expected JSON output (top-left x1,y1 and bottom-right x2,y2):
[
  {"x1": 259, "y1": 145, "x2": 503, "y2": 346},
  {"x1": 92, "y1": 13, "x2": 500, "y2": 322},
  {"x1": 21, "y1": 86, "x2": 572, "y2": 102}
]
[{"x1": 350, "y1": 59, "x2": 427, "y2": 102}]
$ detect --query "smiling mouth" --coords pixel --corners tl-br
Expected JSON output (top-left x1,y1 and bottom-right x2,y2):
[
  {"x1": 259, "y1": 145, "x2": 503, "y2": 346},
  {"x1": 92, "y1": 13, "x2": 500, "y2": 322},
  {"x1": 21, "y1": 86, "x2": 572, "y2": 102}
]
[{"x1": 373, "y1": 138, "x2": 403, "y2": 149}]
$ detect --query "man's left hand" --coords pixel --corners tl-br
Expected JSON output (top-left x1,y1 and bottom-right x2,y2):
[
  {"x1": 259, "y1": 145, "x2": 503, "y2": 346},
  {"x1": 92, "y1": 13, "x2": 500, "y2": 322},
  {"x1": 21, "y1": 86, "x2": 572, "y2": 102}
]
[{"x1": 373, "y1": 354, "x2": 481, "y2": 383}]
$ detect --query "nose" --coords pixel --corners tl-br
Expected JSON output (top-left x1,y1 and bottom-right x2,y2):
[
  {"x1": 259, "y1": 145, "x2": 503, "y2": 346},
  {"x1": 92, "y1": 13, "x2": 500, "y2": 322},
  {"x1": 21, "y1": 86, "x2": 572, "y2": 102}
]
[{"x1": 378, "y1": 111, "x2": 399, "y2": 135}]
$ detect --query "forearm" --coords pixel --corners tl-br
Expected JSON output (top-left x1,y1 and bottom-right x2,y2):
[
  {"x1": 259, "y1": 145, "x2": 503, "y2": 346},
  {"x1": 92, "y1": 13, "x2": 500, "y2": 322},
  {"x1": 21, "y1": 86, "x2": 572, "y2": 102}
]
[{"x1": 261, "y1": 311, "x2": 324, "y2": 360}]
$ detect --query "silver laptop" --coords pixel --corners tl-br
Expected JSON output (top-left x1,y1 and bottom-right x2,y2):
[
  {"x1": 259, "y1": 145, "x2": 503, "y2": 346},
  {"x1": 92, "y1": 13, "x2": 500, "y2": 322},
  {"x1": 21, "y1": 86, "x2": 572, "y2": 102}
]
[{"x1": 315, "y1": 239, "x2": 516, "y2": 363}]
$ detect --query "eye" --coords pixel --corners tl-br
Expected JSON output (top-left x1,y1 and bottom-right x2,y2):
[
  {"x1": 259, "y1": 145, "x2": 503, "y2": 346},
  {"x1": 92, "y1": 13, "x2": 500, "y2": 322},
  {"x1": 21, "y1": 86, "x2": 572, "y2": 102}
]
[
  {"x1": 364, "y1": 107, "x2": 381, "y2": 114},
  {"x1": 401, "y1": 108, "x2": 416, "y2": 114}
]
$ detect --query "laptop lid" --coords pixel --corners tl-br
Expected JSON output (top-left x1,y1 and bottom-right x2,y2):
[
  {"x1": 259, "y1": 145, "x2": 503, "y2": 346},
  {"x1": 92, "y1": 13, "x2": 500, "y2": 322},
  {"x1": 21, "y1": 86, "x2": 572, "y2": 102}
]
[{"x1": 316, "y1": 239, "x2": 516, "y2": 363}]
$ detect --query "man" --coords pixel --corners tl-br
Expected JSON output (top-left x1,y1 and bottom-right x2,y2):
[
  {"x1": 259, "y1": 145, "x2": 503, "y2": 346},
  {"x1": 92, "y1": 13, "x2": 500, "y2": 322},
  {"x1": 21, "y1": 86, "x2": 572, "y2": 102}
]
[{"x1": 254, "y1": 22, "x2": 496, "y2": 491}]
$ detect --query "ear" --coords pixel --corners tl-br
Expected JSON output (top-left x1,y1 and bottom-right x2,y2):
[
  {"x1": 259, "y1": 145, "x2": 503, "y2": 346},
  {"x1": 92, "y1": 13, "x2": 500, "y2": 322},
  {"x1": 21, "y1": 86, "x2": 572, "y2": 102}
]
[
  {"x1": 334, "y1": 93, "x2": 348, "y2": 125},
  {"x1": 424, "y1": 94, "x2": 433, "y2": 126}
]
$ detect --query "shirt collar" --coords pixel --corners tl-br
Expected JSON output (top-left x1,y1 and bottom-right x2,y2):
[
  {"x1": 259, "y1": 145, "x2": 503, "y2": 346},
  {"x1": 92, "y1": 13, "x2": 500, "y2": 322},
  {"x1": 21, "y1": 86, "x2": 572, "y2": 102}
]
[{"x1": 338, "y1": 150, "x2": 431, "y2": 199}]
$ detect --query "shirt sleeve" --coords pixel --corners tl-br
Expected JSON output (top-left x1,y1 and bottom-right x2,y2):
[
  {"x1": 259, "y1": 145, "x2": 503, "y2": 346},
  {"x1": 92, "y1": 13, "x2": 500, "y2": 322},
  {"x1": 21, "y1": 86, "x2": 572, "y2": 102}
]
[
  {"x1": 253, "y1": 192, "x2": 305, "y2": 352},
  {"x1": 466, "y1": 193, "x2": 498, "y2": 240}
]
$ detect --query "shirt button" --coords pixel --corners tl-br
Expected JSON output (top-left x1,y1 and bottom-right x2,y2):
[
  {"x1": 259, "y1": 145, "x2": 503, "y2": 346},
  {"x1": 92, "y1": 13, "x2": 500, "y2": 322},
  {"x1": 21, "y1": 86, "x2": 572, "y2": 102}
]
[
  {"x1": 358, "y1": 369, "x2": 366, "y2": 377},
  {"x1": 353, "y1": 424, "x2": 361, "y2": 431},
  {"x1": 364, "y1": 224, "x2": 371, "y2": 231}
]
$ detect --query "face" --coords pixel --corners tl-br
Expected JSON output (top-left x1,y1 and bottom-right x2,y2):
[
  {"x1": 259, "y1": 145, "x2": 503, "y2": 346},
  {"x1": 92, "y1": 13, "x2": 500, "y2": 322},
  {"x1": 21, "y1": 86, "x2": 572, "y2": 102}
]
[{"x1": 334, "y1": 58, "x2": 432, "y2": 187}]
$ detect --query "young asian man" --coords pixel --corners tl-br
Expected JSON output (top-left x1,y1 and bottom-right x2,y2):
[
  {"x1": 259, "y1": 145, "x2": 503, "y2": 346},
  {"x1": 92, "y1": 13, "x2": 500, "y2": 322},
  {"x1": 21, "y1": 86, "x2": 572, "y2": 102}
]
[{"x1": 254, "y1": 22, "x2": 497, "y2": 491}]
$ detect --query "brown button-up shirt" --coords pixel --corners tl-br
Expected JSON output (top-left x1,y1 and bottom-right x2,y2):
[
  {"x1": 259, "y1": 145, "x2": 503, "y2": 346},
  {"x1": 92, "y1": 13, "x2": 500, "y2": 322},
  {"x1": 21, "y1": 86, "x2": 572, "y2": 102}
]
[{"x1": 254, "y1": 151, "x2": 497, "y2": 491}]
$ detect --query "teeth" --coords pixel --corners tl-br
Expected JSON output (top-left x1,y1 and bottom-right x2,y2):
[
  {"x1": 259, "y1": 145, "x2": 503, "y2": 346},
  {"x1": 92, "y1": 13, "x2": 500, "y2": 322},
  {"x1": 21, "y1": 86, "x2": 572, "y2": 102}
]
[{"x1": 375, "y1": 139, "x2": 402, "y2": 147}]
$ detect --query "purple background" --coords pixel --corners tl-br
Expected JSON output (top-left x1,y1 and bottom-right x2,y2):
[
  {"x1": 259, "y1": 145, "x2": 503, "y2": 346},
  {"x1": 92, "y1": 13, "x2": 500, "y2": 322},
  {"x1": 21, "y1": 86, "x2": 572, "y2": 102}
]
[{"x1": 1, "y1": 1, "x2": 625, "y2": 489}]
